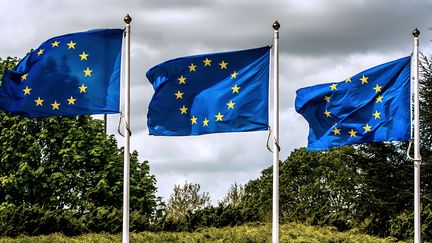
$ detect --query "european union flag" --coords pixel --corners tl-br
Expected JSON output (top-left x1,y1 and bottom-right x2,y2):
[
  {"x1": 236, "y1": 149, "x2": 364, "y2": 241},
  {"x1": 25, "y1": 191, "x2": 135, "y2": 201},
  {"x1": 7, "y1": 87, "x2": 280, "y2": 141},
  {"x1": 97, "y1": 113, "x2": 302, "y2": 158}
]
[
  {"x1": 0, "y1": 29, "x2": 123, "y2": 118},
  {"x1": 147, "y1": 46, "x2": 270, "y2": 136},
  {"x1": 295, "y1": 56, "x2": 411, "y2": 150}
]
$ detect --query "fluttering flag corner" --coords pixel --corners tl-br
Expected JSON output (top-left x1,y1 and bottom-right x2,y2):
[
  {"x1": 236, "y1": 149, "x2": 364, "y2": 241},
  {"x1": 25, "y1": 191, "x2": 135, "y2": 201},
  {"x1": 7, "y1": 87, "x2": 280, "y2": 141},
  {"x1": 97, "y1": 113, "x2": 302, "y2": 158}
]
[
  {"x1": 0, "y1": 29, "x2": 123, "y2": 118},
  {"x1": 295, "y1": 56, "x2": 411, "y2": 150},
  {"x1": 146, "y1": 46, "x2": 271, "y2": 136}
]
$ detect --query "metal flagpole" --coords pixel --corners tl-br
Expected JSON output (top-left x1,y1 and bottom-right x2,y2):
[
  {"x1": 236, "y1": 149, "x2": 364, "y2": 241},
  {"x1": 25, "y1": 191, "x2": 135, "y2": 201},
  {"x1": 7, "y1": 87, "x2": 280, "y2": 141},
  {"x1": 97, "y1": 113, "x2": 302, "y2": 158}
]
[
  {"x1": 104, "y1": 114, "x2": 107, "y2": 134},
  {"x1": 412, "y1": 27, "x2": 421, "y2": 243},
  {"x1": 272, "y1": 20, "x2": 280, "y2": 243},
  {"x1": 122, "y1": 14, "x2": 132, "y2": 243}
]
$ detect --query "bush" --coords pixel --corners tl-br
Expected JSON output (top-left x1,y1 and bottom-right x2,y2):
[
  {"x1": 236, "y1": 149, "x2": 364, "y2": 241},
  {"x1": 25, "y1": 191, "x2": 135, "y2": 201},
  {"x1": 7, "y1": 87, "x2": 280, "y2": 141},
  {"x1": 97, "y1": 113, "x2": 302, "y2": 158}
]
[
  {"x1": 0, "y1": 204, "x2": 83, "y2": 236},
  {"x1": 389, "y1": 204, "x2": 432, "y2": 241},
  {"x1": 0, "y1": 205, "x2": 152, "y2": 236}
]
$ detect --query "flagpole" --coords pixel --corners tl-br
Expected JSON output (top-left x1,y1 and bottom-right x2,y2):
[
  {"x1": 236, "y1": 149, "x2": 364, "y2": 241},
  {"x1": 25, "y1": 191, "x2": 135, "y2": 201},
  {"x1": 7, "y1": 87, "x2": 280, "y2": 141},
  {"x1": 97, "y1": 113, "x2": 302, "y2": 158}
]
[
  {"x1": 104, "y1": 114, "x2": 107, "y2": 134},
  {"x1": 122, "y1": 14, "x2": 132, "y2": 243},
  {"x1": 272, "y1": 20, "x2": 280, "y2": 243},
  {"x1": 412, "y1": 27, "x2": 421, "y2": 243}
]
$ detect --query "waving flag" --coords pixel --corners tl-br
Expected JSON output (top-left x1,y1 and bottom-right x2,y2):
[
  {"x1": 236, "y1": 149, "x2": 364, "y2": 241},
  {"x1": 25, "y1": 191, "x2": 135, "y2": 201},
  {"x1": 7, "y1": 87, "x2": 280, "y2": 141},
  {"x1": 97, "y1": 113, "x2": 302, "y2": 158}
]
[
  {"x1": 295, "y1": 56, "x2": 411, "y2": 150},
  {"x1": 147, "y1": 46, "x2": 270, "y2": 136},
  {"x1": 0, "y1": 29, "x2": 123, "y2": 118}
]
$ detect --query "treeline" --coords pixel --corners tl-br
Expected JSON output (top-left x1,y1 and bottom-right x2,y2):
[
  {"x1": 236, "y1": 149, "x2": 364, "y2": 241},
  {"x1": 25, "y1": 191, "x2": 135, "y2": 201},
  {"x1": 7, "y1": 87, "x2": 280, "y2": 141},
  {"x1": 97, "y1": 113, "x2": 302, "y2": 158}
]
[
  {"x1": 1, "y1": 56, "x2": 432, "y2": 241},
  {"x1": 150, "y1": 55, "x2": 432, "y2": 241}
]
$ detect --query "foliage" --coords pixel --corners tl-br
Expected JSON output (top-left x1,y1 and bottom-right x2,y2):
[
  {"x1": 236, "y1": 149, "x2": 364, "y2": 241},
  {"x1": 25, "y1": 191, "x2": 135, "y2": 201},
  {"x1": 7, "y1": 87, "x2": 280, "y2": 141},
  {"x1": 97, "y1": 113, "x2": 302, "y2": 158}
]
[
  {"x1": 219, "y1": 182, "x2": 245, "y2": 206},
  {"x1": 0, "y1": 223, "x2": 401, "y2": 243},
  {"x1": 380, "y1": 54, "x2": 432, "y2": 241},
  {"x1": 388, "y1": 204, "x2": 432, "y2": 241},
  {"x1": 165, "y1": 181, "x2": 211, "y2": 221},
  {"x1": 0, "y1": 57, "x2": 19, "y2": 83},
  {"x1": 0, "y1": 114, "x2": 157, "y2": 214},
  {"x1": 0, "y1": 57, "x2": 157, "y2": 236},
  {"x1": 236, "y1": 55, "x2": 432, "y2": 241},
  {"x1": 419, "y1": 54, "x2": 432, "y2": 206}
]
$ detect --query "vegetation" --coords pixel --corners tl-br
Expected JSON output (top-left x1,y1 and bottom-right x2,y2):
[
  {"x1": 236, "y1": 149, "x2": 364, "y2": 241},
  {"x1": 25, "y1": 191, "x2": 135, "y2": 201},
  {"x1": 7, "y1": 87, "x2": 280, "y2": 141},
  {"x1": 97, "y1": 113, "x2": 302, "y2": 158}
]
[
  {"x1": 1, "y1": 55, "x2": 432, "y2": 241},
  {"x1": 0, "y1": 58, "x2": 158, "y2": 236},
  {"x1": 0, "y1": 223, "x2": 400, "y2": 243},
  {"x1": 166, "y1": 181, "x2": 211, "y2": 221}
]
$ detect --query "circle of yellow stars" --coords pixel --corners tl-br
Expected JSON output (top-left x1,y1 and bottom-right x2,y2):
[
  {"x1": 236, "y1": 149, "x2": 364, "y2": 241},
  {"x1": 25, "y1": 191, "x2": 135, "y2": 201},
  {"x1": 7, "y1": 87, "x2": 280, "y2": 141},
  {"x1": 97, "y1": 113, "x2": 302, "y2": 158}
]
[
  {"x1": 21, "y1": 39, "x2": 94, "y2": 111},
  {"x1": 324, "y1": 75, "x2": 384, "y2": 138},
  {"x1": 174, "y1": 57, "x2": 240, "y2": 128}
]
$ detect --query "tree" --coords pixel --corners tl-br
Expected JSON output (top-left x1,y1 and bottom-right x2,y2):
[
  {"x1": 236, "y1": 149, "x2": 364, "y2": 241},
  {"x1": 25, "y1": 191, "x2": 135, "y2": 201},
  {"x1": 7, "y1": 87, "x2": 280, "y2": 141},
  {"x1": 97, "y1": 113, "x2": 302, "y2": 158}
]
[
  {"x1": 0, "y1": 57, "x2": 158, "y2": 234},
  {"x1": 166, "y1": 181, "x2": 211, "y2": 220},
  {"x1": 238, "y1": 55, "x2": 432, "y2": 240},
  {"x1": 219, "y1": 182, "x2": 245, "y2": 207},
  {"x1": 241, "y1": 144, "x2": 412, "y2": 233},
  {"x1": 419, "y1": 54, "x2": 432, "y2": 202}
]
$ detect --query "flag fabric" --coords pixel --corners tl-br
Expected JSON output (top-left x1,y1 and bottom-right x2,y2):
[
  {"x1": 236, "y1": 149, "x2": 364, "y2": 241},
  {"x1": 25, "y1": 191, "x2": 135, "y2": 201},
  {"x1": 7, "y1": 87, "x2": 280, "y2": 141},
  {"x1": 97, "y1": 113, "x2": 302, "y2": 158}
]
[
  {"x1": 0, "y1": 29, "x2": 123, "y2": 118},
  {"x1": 147, "y1": 46, "x2": 270, "y2": 136},
  {"x1": 295, "y1": 56, "x2": 411, "y2": 150}
]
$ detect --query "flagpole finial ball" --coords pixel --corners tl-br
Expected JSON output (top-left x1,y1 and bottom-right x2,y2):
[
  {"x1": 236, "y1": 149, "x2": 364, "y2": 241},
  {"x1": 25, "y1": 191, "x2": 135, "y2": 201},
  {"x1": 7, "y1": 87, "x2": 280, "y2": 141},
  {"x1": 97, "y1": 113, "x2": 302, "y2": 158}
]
[
  {"x1": 124, "y1": 14, "x2": 132, "y2": 24},
  {"x1": 412, "y1": 28, "x2": 420, "y2": 37},
  {"x1": 273, "y1": 21, "x2": 280, "y2": 30}
]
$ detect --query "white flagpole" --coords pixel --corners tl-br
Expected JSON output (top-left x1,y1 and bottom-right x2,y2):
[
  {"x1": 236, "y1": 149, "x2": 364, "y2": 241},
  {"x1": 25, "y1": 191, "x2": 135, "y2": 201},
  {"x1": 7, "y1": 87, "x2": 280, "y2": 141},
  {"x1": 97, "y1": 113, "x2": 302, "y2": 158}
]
[
  {"x1": 412, "y1": 27, "x2": 421, "y2": 243},
  {"x1": 272, "y1": 20, "x2": 280, "y2": 243},
  {"x1": 122, "y1": 14, "x2": 132, "y2": 243}
]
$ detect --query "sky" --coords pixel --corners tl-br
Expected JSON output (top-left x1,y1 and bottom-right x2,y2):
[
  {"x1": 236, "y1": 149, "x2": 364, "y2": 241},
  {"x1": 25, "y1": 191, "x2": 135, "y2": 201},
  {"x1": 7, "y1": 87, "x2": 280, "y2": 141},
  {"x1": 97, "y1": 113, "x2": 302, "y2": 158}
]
[{"x1": 1, "y1": 0, "x2": 431, "y2": 204}]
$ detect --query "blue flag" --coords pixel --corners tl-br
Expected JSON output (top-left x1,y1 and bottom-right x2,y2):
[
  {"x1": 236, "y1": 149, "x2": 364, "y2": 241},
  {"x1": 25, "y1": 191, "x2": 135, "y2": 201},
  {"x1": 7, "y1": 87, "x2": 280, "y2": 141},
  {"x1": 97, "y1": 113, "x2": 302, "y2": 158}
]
[
  {"x1": 147, "y1": 46, "x2": 270, "y2": 136},
  {"x1": 0, "y1": 29, "x2": 123, "y2": 118},
  {"x1": 295, "y1": 56, "x2": 411, "y2": 150}
]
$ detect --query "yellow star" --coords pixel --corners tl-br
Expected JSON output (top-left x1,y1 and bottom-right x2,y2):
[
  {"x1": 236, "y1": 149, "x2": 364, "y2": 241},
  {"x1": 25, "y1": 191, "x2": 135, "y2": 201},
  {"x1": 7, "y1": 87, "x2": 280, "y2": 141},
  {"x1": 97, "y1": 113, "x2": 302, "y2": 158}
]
[
  {"x1": 67, "y1": 96, "x2": 76, "y2": 105},
  {"x1": 67, "y1": 40, "x2": 76, "y2": 49},
  {"x1": 79, "y1": 84, "x2": 88, "y2": 93},
  {"x1": 323, "y1": 96, "x2": 330, "y2": 103},
  {"x1": 232, "y1": 85, "x2": 240, "y2": 93},
  {"x1": 203, "y1": 118, "x2": 209, "y2": 127},
  {"x1": 23, "y1": 86, "x2": 31, "y2": 95},
  {"x1": 179, "y1": 105, "x2": 188, "y2": 114},
  {"x1": 219, "y1": 60, "x2": 228, "y2": 69},
  {"x1": 37, "y1": 49, "x2": 44, "y2": 56},
  {"x1": 360, "y1": 75, "x2": 368, "y2": 84},
  {"x1": 203, "y1": 58, "x2": 212, "y2": 66},
  {"x1": 373, "y1": 110, "x2": 381, "y2": 119},
  {"x1": 329, "y1": 83, "x2": 337, "y2": 90},
  {"x1": 188, "y1": 63, "x2": 197, "y2": 72},
  {"x1": 373, "y1": 84, "x2": 382, "y2": 93},
  {"x1": 345, "y1": 77, "x2": 351, "y2": 83},
  {"x1": 83, "y1": 67, "x2": 93, "y2": 77},
  {"x1": 174, "y1": 90, "x2": 184, "y2": 99},
  {"x1": 79, "y1": 52, "x2": 89, "y2": 61},
  {"x1": 51, "y1": 41, "x2": 60, "y2": 47},
  {"x1": 363, "y1": 123, "x2": 372, "y2": 133},
  {"x1": 376, "y1": 95, "x2": 383, "y2": 103},
  {"x1": 190, "y1": 116, "x2": 198, "y2": 125},
  {"x1": 332, "y1": 127, "x2": 341, "y2": 135},
  {"x1": 227, "y1": 100, "x2": 235, "y2": 109},
  {"x1": 215, "y1": 112, "x2": 224, "y2": 121},
  {"x1": 51, "y1": 101, "x2": 60, "y2": 110},
  {"x1": 34, "y1": 97, "x2": 44, "y2": 106},
  {"x1": 21, "y1": 73, "x2": 28, "y2": 81},
  {"x1": 348, "y1": 129, "x2": 357, "y2": 137},
  {"x1": 178, "y1": 76, "x2": 187, "y2": 84},
  {"x1": 231, "y1": 71, "x2": 238, "y2": 79},
  {"x1": 324, "y1": 110, "x2": 331, "y2": 117}
]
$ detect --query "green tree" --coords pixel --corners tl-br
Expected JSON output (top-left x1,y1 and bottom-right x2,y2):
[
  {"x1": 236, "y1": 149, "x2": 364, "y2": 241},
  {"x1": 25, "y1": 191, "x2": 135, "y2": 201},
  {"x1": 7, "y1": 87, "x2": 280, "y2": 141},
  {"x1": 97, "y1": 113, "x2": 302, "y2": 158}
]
[
  {"x1": 0, "y1": 57, "x2": 158, "y2": 234},
  {"x1": 166, "y1": 181, "x2": 211, "y2": 220},
  {"x1": 219, "y1": 182, "x2": 245, "y2": 207},
  {"x1": 239, "y1": 56, "x2": 432, "y2": 240}
]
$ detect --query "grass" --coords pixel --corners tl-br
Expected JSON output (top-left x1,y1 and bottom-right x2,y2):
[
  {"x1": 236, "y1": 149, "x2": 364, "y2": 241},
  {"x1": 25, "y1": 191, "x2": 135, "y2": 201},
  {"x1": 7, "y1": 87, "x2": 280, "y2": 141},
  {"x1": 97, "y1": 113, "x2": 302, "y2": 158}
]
[{"x1": 0, "y1": 223, "x2": 402, "y2": 242}]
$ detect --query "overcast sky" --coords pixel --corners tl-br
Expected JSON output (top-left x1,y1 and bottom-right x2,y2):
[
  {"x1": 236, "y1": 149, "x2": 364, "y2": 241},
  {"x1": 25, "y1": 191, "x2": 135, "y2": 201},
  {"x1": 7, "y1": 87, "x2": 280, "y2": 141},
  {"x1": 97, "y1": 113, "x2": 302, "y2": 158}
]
[{"x1": 1, "y1": 0, "x2": 431, "y2": 204}]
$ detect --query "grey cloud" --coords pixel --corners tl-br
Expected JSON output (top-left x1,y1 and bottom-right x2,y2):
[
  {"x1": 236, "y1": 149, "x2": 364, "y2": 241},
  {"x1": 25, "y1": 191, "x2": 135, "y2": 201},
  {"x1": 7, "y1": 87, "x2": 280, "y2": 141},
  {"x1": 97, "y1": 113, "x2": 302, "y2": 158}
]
[{"x1": 1, "y1": 0, "x2": 431, "y2": 202}]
